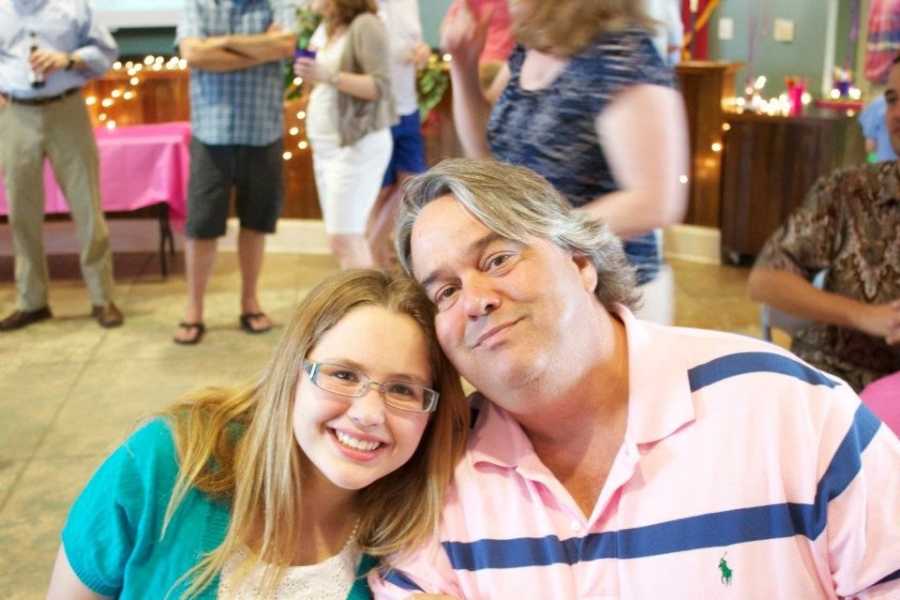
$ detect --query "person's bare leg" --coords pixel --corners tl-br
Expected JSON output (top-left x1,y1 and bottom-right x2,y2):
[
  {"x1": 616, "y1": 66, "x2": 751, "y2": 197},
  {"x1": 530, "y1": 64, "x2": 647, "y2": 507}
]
[
  {"x1": 366, "y1": 184, "x2": 402, "y2": 268},
  {"x1": 174, "y1": 237, "x2": 217, "y2": 342},
  {"x1": 366, "y1": 171, "x2": 418, "y2": 269},
  {"x1": 238, "y1": 228, "x2": 271, "y2": 331},
  {"x1": 330, "y1": 234, "x2": 374, "y2": 270}
]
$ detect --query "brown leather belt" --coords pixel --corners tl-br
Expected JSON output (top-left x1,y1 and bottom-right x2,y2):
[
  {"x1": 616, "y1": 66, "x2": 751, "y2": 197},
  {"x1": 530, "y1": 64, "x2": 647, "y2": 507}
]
[{"x1": 1, "y1": 87, "x2": 81, "y2": 106}]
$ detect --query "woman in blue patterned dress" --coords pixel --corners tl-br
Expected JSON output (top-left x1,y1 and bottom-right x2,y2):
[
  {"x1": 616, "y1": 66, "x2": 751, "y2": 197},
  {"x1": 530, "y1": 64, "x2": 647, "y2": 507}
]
[{"x1": 441, "y1": 0, "x2": 689, "y2": 322}]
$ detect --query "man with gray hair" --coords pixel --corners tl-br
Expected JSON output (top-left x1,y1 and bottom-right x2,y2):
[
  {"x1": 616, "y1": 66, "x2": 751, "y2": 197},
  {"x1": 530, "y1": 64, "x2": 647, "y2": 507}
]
[{"x1": 370, "y1": 159, "x2": 900, "y2": 598}]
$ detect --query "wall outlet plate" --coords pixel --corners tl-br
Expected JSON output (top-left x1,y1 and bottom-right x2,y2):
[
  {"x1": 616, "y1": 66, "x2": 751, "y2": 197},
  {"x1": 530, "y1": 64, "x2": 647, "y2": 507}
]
[
  {"x1": 773, "y1": 18, "x2": 795, "y2": 42},
  {"x1": 718, "y1": 17, "x2": 734, "y2": 40}
]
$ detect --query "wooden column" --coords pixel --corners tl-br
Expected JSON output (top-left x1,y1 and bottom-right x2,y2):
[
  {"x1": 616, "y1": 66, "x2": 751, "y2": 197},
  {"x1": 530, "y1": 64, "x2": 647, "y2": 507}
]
[{"x1": 675, "y1": 61, "x2": 742, "y2": 227}]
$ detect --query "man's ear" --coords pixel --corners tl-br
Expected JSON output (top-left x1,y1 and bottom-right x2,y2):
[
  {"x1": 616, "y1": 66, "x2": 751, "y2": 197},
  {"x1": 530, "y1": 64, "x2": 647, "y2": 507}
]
[{"x1": 572, "y1": 252, "x2": 598, "y2": 294}]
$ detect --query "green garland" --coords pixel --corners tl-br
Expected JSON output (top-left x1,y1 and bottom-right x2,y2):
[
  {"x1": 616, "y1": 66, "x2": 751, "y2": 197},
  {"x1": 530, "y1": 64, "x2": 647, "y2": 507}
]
[
  {"x1": 417, "y1": 52, "x2": 450, "y2": 122},
  {"x1": 284, "y1": 7, "x2": 321, "y2": 100}
]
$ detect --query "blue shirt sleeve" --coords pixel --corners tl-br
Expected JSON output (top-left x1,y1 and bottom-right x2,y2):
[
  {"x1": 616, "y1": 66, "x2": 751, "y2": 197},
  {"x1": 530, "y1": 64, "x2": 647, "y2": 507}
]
[
  {"x1": 858, "y1": 95, "x2": 886, "y2": 139},
  {"x1": 177, "y1": 0, "x2": 205, "y2": 42},
  {"x1": 61, "y1": 419, "x2": 178, "y2": 597},
  {"x1": 73, "y1": 0, "x2": 118, "y2": 77}
]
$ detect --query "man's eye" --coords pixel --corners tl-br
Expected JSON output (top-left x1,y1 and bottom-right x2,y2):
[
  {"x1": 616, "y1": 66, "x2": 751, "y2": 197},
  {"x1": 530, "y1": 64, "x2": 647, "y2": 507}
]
[{"x1": 486, "y1": 253, "x2": 512, "y2": 270}]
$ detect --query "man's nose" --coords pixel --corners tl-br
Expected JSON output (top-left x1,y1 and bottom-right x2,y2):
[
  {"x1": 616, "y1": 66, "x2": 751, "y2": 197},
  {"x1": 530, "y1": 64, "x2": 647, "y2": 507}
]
[{"x1": 462, "y1": 278, "x2": 500, "y2": 318}]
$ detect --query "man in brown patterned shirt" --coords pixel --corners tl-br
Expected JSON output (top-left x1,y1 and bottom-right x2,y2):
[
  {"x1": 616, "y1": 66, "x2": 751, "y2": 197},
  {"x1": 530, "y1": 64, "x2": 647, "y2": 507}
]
[{"x1": 748, "y1": 60, "x2": 900, "y2": 392}]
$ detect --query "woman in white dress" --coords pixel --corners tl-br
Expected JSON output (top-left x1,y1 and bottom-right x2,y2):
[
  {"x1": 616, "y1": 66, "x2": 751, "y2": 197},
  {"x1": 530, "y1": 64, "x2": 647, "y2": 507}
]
[
  {"x1": 47, "y1": 269, "x2": 469, "y2": 599},
  {"x1": 295, "y1": 0, "x2": 396, "y2": 269}
]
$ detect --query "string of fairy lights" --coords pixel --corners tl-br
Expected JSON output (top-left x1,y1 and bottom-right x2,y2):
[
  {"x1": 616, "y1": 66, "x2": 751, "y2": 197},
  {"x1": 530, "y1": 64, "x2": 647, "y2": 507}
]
[
  {"x1": 282, "y1": 106, "x2": 309, "y2": 162},
  {"x1": 723, "y1": 75, "x2": 863, "y2": 118},
  {"x1": 88, "y1": 55, "x2": 315, "y2": 162},
  {"x1": 85, "y1": 52, "x2": 457, "y2": 162},
  {"x1": 84, "y1": 55, "x2": 188, "y2": 130},
  {"x1": 82, "y1": 50, "x2": 465, "y2": 168}
]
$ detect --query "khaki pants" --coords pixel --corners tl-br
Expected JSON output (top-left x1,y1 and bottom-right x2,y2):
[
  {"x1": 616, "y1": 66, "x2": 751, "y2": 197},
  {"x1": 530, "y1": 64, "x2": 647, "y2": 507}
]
[{"x1": 0, "y1": 92, "x2": 115, "y2": 310}]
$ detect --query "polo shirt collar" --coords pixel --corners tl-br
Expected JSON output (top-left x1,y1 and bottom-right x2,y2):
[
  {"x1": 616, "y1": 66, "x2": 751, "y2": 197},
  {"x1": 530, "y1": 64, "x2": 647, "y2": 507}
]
[
  {"x1": 467, "y1": 394, "x2": 534, "y2": 471},
  {"x1": 468, "y1": 305, "x2": 697, "y2": 472},
  {"x1": 616, "y1": 305, "x2": 695, "y2": 445}
]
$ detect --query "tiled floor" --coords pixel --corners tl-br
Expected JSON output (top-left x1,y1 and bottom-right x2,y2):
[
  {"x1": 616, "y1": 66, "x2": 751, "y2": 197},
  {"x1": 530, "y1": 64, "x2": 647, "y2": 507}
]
[{"x1": 0, "y1": 239, "x2": 773, "y2": 598}]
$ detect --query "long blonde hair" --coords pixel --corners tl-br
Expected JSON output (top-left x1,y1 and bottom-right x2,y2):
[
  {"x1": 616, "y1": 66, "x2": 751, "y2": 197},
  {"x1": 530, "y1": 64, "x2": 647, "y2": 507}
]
[
  {"x1": 161, "y1": 270, "x2": 469, "y2": 597},
  {"x1": 512, "y1": 0, "x2": 654, "y2": 56}
]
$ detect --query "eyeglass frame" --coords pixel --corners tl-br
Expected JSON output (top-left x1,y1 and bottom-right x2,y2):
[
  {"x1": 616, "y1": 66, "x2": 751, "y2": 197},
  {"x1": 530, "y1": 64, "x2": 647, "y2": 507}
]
[{"x1": 302, "y1": 360, "x2": 440, "y2": 413}]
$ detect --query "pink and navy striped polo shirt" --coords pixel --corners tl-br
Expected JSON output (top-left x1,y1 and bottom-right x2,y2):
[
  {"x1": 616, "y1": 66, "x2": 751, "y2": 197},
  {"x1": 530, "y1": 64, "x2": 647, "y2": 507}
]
[{"x1": 370, "y1": 308, "x2": 900, "y2": 599}]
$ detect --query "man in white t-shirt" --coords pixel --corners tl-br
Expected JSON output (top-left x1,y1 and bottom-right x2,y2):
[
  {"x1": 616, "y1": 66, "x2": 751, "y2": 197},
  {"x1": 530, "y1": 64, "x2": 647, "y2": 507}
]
[{"x1": 367, "y1": 0, "x2": 431, "y2": 267}]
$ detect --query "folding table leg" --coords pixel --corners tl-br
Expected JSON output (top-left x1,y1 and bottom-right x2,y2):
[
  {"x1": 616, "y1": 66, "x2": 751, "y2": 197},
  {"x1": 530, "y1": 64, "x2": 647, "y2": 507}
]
[{"x1": 157, "y1": 203, "x2": 175, "y2": 278}]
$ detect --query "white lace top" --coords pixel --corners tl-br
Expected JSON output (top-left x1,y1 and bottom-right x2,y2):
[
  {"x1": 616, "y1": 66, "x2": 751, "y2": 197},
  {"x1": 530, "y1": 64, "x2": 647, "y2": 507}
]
[
  {"x1": 217, "y1": 543, "x2": 360, "y2": 599},
  {"x1": 306, "y1": 25, "x2": 347, "y2": 142}
]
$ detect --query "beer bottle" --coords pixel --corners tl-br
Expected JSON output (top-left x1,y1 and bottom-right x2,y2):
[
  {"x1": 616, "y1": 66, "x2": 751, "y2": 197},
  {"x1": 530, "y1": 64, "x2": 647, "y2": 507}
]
[{"x1": 28, "y1": 31, "x2": 45, "y2": 89}]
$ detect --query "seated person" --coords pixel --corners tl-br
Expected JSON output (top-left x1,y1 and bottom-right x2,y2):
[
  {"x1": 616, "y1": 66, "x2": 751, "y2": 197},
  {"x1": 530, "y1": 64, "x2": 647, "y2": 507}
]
[
  {"x1": 748, "y1": 57, "x2": 900, "y2": 393},
  {"x1": 46, "y1": 270, "x2": 468, "y2": 599}
]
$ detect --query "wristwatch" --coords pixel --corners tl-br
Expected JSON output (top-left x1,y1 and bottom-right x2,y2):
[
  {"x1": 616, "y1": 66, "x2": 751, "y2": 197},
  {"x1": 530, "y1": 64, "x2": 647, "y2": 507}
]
[{"x1": 64, "y1": 54, "x2": 76, "y2": 71}]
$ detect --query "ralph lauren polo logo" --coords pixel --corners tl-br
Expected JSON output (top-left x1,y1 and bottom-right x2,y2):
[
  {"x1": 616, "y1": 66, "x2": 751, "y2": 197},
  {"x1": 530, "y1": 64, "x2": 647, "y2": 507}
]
[{"x1": 718, "y1": 552, "x2": 734, "y2": 586}]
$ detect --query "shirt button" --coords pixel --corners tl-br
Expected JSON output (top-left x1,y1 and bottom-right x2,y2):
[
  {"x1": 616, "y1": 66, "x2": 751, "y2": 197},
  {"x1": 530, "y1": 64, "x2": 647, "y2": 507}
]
[{"x1": 571, "y1": 520, "x2": 580, "y2": 532}]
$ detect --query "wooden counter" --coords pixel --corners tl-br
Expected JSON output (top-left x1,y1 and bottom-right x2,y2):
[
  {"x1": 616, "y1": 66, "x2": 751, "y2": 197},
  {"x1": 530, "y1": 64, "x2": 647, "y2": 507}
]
[{"x1": 719, "y1": 109, "x2": 865, "y2": 263}]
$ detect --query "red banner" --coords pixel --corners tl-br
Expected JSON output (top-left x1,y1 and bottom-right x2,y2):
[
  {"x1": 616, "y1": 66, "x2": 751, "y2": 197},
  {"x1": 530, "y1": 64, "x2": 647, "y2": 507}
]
[{"x1": 682, "y1": 0, "x2": 712, "y2": 60}]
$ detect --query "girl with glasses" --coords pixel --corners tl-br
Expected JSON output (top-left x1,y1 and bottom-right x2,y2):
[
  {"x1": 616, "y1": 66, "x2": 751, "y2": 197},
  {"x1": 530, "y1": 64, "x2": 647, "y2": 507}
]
[{"x1": 47, "y1": 269, "x2": 469, "y2": 599}]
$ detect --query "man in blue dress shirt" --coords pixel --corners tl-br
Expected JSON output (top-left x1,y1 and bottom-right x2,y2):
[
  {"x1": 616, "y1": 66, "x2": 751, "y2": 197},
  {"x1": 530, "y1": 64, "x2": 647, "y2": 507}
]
[
  {"x1": 0, "y1": 0, "x2": 124, "y2": 330},
  {"x1": 0, "y1": 0, "x2": 123, "y2": 331}
]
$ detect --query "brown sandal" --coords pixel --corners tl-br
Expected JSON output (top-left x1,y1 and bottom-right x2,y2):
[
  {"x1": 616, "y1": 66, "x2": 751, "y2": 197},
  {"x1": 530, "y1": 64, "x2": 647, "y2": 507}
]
[
  {"x1": 173, "y1": 321, "x2": 205, "y2": 345},
  {"x1": 239, "y1": 312, "x2": 272, "y2": 334}
]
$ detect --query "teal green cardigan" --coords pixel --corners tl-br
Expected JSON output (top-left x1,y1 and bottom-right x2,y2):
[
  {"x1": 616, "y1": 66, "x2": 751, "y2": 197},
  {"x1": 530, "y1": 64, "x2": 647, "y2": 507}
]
[{"x1": 62, "y1": 419, "x2": 374, "y2": 599}]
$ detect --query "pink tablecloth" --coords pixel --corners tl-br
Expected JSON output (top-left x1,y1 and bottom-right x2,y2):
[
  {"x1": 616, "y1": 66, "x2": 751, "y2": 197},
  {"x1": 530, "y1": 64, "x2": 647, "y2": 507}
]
[
  {"x1": 0, "y1": 121, "x2": 191, "y2": 226},
  {"x1": 861, "y1": 372, "x2": 900, "y2": 436}
]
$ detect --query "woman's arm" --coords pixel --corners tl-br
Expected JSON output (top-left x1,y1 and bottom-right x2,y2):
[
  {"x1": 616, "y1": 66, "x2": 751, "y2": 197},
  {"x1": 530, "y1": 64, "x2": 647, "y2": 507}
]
[
  {"x1": 332, "y1": 71, "x2": 380, "y2": 101},
  {"x1": 441, "y1": 0, "x2": 505, "y2": 158},
  {"x1": 46, "y1": 545, "x2": 110, "y2": 600},
  {"x1": 293, "y1": 59, "x2": 382, "y2": 101},
  {"x1": 577, "y1": 84, "x2": 689, "y2": 238}
]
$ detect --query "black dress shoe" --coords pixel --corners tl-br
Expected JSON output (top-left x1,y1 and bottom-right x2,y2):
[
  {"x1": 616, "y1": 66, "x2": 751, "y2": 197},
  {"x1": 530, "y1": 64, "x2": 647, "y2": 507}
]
[
  {"x1": 0, "y1": 306, "x2": 53, "y2": 331},
  {"x1": 91, "y1": 302, "x2": 124, "y2": 328}
]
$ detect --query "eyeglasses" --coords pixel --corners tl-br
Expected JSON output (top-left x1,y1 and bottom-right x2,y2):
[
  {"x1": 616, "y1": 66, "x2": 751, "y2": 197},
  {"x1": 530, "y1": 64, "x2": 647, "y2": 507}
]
[{"x1": 302, "y1": 361, "x2": 440, "y2": 413}]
